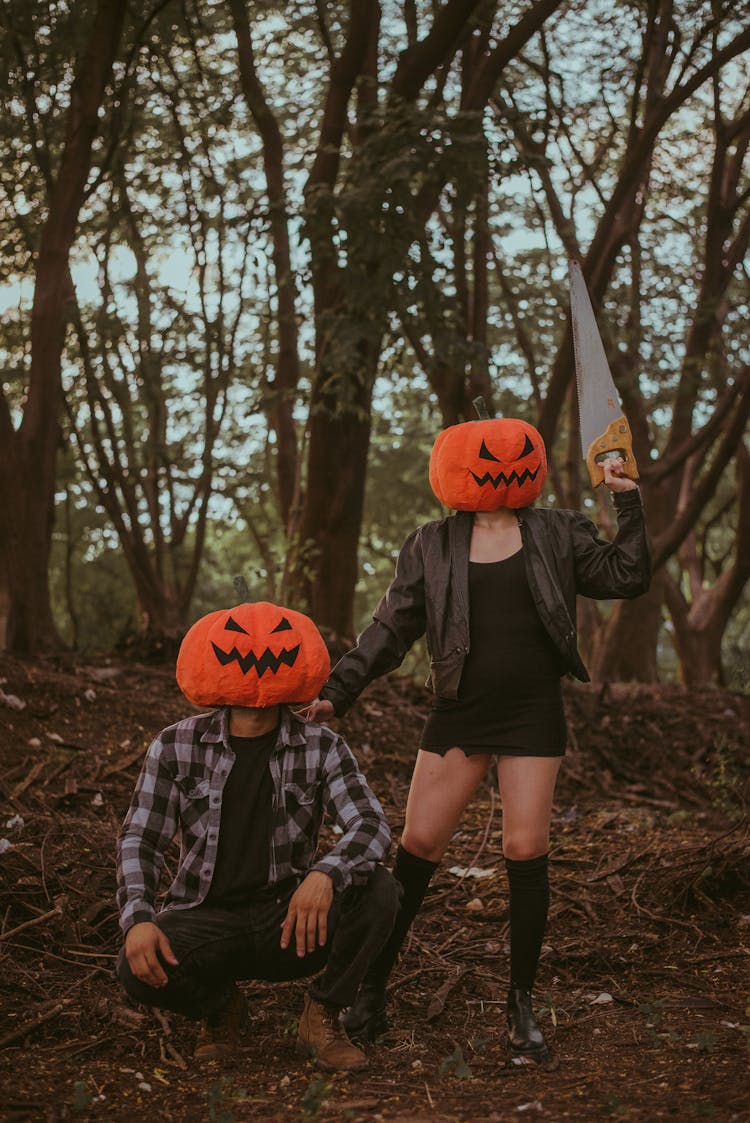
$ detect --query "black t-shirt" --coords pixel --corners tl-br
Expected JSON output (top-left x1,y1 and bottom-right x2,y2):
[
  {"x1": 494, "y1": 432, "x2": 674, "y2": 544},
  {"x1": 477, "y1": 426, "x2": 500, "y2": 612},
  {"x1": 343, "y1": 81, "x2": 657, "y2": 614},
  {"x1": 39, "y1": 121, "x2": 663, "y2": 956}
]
[
  {"x1": 204, "y1": 725, "x2": 278, "y2": 908},
  {"x1": 459, "y1": 548, "x2": 563, "y2": 694}
]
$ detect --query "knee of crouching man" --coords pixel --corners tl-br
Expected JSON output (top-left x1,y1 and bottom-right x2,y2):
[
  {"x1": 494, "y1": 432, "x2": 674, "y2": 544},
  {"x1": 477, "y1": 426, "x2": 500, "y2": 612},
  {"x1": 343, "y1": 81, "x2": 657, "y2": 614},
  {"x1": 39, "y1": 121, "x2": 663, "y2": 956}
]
[{"x1": 367, "y1": 865, "x2": 402, "y2": 929}]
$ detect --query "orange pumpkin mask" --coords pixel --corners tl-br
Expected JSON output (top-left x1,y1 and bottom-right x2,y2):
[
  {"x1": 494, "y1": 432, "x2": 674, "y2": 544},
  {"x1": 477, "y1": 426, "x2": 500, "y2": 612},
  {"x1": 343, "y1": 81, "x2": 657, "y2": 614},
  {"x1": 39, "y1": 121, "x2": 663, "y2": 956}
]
[
  {"x1": 429, "y1": 418, "x2": 547, "y2": 510},
  {"x1": 176, "y1": 601, "x2": 330, "y2": 708}
]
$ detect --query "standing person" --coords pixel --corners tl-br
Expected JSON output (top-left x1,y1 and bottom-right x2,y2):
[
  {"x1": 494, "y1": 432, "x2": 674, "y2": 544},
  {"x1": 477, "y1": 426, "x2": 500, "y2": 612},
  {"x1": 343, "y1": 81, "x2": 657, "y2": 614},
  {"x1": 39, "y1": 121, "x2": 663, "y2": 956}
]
[
  {"x1": 116, "y1": 600, "x2": 400, "y2": 1071},
  {"x1": 304, "y1": 417, "x2": 650, "y2": 1063}
]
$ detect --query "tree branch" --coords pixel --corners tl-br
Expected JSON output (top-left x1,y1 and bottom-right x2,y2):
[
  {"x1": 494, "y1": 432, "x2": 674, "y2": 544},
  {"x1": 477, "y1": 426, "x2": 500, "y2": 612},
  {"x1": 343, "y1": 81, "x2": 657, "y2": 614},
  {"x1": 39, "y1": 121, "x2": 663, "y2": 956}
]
[
  {"x1": 307, "y1": 0, "x2": 379, "y2": 192},
  {"x1": 391, "y1": 0, "x2": 483, "y2": 102},
  {"x1": 652, "y1": 366, "x2": 750, "y2": 568}
]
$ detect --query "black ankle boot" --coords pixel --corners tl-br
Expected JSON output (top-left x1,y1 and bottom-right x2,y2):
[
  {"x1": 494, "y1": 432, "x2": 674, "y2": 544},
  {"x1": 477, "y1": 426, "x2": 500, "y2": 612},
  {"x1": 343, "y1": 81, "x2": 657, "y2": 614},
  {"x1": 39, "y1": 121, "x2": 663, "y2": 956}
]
[
  {"x1": 342, "y1": 981, "x2": 388, "y2": 1044},
  {"x1": 506, "y1": 987, "x2": 550, "y2": 1063}
]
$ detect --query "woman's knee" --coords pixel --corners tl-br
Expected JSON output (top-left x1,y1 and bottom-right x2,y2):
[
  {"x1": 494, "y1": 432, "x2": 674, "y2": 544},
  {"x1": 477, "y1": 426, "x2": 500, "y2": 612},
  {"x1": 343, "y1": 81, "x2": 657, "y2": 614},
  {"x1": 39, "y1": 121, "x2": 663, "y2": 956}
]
[
  {"x1": 400, "y1": 829, "x2": 445, "y2": 863},
  {"x1": 502, "y1": 836, "x2": 549, "y2": 863}
]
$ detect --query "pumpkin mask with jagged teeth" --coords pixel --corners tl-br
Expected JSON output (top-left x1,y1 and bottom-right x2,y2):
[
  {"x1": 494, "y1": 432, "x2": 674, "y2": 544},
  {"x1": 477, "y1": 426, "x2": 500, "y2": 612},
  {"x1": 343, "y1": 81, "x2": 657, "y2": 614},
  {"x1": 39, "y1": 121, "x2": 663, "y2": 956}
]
[
  {"x1": 176, "y1": 601, "x2": 330, "y2": 708},
  {"x1": 429, "y1": 418, "x2": 547, "y2": 510}
]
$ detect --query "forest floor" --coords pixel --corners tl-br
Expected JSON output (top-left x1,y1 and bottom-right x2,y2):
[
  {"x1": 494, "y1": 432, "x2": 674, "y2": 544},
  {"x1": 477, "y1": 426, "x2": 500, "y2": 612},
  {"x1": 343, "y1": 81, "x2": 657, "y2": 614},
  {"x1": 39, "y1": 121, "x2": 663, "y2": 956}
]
[{"x1": 0, "y1": 654, "x2": 749, "y2": 1123}]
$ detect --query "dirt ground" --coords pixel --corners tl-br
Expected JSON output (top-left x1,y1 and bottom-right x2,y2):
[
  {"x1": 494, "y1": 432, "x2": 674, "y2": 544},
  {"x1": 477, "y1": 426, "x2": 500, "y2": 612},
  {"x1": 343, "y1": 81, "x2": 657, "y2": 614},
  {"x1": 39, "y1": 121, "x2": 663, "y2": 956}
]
[{"x1": 0, "y1": 653, "x2": 749, "y2": 1122}]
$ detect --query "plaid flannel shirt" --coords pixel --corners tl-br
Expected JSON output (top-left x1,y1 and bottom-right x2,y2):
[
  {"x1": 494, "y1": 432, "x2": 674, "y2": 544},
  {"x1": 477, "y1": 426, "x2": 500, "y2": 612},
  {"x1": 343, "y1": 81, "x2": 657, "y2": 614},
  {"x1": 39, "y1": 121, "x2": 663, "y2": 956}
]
[{"x1": 116, "y1": 706, "x2": 391, "y2": 934}]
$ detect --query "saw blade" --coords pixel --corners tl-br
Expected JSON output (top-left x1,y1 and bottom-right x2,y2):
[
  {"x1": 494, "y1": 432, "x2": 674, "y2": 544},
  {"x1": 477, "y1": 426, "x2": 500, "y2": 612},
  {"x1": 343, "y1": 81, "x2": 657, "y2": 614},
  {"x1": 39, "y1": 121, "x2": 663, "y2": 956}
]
[
  {"x1": 569, "y1": 259, "x2": 624, "y2": 456},
  {"x1": 569, "y1": 260, "x2": 639, "y2": 486}
]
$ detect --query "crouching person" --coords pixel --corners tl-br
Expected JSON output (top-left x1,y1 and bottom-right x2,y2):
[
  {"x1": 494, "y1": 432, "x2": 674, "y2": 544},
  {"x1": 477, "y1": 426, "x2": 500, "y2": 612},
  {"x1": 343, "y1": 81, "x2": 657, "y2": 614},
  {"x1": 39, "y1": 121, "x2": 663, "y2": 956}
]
[{"x1": 116, "y1": 601, "x2": 399, "y2": 1071}]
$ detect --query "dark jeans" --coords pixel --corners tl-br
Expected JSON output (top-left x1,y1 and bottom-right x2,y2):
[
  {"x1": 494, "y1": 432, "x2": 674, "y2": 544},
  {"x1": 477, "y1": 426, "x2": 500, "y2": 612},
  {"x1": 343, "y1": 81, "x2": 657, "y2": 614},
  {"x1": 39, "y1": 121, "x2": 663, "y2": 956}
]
[{"x1": 117, "y1": 866, "x2": 400, "y2": 1022}]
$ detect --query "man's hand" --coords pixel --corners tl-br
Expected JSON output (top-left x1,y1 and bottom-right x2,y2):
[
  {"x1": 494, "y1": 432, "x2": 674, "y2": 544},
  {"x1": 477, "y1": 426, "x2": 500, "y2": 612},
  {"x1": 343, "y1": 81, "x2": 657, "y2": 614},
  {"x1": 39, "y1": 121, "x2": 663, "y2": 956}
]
[
  {"x1": 280, "y1": 871, "x2": 334, "y2": 957},
  {"x1": 603, "y1": 455, "x2": 637, "y2": 493},
  {"x1": 295, "y1": 698, "x2": 335, "y2": 723},
  {"x1": 125, "y1": 921, "x2": 179, "y2": 987}
]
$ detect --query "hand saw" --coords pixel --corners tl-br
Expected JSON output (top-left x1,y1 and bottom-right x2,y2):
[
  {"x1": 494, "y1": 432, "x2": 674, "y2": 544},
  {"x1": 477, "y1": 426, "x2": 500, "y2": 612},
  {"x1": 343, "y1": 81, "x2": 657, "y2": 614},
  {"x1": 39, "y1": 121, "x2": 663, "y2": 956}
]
[{"x1": 569, "y1": 259, "x2": 639, "y2": 487}]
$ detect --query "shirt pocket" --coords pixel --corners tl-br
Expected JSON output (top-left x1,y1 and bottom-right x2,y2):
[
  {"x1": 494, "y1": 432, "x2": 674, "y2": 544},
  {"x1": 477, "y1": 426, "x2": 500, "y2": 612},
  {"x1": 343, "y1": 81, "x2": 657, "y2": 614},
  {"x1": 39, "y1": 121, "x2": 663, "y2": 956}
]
[
  {"x1": 283, "y1": 782, "x2": 321, "y2": 866},
  {"x1": 284, "y1": 781, "x2": 319, "y2": 815},
  {"x1": 175, "y1": 775, "x2": 211, "y2": 831}
]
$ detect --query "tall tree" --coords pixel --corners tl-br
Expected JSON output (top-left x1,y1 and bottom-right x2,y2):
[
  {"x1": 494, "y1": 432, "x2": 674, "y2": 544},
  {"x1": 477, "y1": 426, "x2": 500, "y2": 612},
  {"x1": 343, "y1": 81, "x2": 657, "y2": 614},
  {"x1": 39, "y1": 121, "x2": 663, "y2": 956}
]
[
  {"x1": 227, "y1": 0, "x2": 565, "y2": 640},
  {"x1": 0, "y1": 0, "x2": 127, "y2": 652}
]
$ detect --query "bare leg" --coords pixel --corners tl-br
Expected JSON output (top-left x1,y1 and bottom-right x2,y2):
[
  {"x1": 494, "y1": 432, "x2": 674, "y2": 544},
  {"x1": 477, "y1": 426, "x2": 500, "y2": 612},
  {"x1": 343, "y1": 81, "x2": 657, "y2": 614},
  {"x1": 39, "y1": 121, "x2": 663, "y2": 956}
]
[
  {"x1": 401, "y1": 748, "x2": 493, "y2": 861},
  {"x1": 496, "y1": 755, "x2": 561, "y2": 860}
]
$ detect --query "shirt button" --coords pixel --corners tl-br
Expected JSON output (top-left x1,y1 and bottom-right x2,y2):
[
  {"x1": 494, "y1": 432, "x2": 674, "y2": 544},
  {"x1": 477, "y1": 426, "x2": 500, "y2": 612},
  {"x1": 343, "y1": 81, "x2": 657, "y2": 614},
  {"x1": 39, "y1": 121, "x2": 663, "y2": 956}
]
[{"x1": 201, "y1": 866, "x2": 211, "y2": 875}]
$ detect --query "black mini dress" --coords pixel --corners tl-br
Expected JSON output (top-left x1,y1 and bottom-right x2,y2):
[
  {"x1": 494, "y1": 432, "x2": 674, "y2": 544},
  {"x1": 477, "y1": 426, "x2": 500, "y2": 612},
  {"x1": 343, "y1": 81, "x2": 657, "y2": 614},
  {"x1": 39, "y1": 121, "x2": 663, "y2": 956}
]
[{"x1": 420, "y1": 548, "x2": 567, "y2": 757}]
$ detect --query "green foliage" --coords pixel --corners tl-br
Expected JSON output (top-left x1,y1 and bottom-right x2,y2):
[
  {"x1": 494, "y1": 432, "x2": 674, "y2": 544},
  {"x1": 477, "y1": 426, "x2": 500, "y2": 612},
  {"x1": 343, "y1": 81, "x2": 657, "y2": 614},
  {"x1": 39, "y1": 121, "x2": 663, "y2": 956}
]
[
  {"x1": 702, "y1": 734, "x2": 747, "y2": 817},
  {"x1": 694, "y1": 1030, "x2": 718, "y2": 1054},
  {"x1": 438, "y1": 1042, "x2": 473, "y2": 1079},
  {"x1": 71, "y1": 1081, "x2": 93, "y2": 1113},
  {"x1": 205, "y1": 1077, "x2": 235, "y2": 1123},
  {"x1": 600, "y1": 1094, "x2": 628, "y2": 1115},
  {"x1": 301, "y1": 1076, "x2": 332, "y2": 1118}
]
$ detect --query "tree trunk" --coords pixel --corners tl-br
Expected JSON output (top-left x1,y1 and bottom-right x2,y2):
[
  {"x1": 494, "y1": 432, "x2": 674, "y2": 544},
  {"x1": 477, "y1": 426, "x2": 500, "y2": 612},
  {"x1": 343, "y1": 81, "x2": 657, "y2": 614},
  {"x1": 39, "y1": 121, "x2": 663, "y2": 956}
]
[
  {"x1": 3, "y1": 475, "x2": 62, "y2": 653},
  {"x1": 285, "y1": 358, "x2": 375, "y2": 643},
  {"x1": 132, "y1": 584, "x2": 191, "y2": 649},
  {"x1": 590, "y1": 577, "x2": 665, "y2": 682},
  {"x1": 0, "y1": 578, "x2": 8, "y2": 651},
  {"x1": 670, "y1": 617, "x2": 725, "y2": 687},
  {"x1": 0, "y1": 0, "x2": 127, "y2": 653},
  {"x1": 661, "y1": 446, "x2": 750, "y2": 687}
]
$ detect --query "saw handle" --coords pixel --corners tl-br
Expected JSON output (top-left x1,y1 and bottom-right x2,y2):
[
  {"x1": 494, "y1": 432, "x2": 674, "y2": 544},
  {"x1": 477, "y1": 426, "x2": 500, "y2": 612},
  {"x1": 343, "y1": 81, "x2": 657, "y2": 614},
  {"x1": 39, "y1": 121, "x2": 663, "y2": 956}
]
[{"x1": 585, "y1": 415, "x2": 639, "y2": 487}]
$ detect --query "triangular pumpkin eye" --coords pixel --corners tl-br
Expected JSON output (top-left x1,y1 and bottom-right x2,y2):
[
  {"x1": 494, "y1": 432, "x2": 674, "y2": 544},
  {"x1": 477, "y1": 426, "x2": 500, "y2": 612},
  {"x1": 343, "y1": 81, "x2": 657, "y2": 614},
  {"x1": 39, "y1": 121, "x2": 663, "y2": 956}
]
[
  {"x1": 519, "y1": 434, "x2": 534, "y2": 458},
  {"x1": 271, "y1": 617, "x2": 293, "y2": 633},
  {"x1": 478, "y1": 439, "x2": 500, "y2": 462},
  {"x1": 225, "y1": 616, "x2": 249, "y2": 634}
]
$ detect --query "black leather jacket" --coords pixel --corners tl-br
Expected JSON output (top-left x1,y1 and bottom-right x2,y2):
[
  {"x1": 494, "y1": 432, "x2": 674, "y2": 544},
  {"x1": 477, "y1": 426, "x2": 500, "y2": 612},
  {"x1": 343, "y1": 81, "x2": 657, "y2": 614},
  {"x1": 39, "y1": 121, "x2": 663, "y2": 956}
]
[{"x1": 320, "y1": 489, "x2": 651, "y2": 716}]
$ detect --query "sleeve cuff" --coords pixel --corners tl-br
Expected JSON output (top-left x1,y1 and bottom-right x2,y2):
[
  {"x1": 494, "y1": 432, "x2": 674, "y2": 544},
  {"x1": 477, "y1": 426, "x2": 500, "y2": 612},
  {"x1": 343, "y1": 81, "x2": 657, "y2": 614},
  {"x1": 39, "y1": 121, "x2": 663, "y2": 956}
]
[
  {"x1": 319, "y1": 683, "x2": 352, "y2": 717},
  {"x1": 120, "y1": 906, "x2": 156, "y2": 934},
  {"x1": 612, "y1": 487, "x2": 642, "y2": 510},
  {"x1": 311, "y1": 858, "x2": 350, "y2": 892}
]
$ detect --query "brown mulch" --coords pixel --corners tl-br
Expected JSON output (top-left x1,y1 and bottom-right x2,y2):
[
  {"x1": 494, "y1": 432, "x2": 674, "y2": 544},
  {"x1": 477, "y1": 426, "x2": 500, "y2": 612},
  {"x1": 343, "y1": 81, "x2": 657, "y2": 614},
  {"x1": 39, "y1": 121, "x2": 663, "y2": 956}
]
[{"x1": 0, "y1": 654, "x2": 749, "y2": 1122}]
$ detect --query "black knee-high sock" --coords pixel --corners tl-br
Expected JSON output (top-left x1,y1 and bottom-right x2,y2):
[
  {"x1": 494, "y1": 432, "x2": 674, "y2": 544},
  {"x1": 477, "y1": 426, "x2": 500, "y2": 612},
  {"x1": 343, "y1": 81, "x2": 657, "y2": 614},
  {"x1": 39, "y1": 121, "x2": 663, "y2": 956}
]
[
  {"x1": 505, "y1": 854, "x2": 550, "y2": 992},
  {"x1": 366, "y1": 845, "x2": 439, "y2": 986}
]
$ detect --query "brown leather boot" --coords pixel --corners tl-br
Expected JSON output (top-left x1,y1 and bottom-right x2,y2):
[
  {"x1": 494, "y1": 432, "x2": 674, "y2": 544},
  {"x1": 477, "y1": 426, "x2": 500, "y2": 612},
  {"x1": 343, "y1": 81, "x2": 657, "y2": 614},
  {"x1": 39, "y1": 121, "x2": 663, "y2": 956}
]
[
  {"x1": 194, "y1": 984, "x2": 248, "y2": 1060},
  {"x1": 296, "y1": 993, "x2": 367, "y2": 1071}
]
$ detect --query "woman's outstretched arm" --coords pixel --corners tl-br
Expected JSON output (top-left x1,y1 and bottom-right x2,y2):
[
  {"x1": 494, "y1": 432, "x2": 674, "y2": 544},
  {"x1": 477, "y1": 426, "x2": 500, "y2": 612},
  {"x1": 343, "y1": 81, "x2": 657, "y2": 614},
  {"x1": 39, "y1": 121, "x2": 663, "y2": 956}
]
[{"x1": 313, "y1": 526, "x2": 428, "y2": 718}]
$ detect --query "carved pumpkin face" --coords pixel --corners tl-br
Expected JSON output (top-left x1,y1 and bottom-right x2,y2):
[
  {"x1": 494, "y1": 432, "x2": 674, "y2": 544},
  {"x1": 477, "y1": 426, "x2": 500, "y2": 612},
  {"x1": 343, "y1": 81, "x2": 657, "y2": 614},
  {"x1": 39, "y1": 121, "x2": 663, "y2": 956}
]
[
  {"x1": 176, "y1": 601, "x2": 330, "y2": 708},
  {"x1": 429, "y1": 418, "x2": 547, "y2": 510}
]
